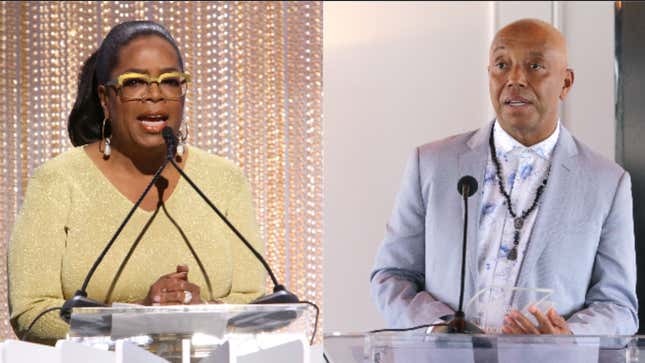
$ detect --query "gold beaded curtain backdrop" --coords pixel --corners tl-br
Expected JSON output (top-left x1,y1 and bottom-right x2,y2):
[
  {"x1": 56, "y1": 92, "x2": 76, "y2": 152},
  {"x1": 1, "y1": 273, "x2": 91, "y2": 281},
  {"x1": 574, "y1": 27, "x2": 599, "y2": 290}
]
[{"x1": 0, "y1": 1, "x2": 323, "y2": 340}]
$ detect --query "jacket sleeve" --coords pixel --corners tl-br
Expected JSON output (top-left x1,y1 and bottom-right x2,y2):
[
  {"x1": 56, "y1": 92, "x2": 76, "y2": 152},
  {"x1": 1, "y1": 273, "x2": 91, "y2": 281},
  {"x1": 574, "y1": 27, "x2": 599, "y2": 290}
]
[
  {"x1": 567, "y1": 171, "x2": 639, "y2": 335},
  {"x1": 370, "y1": 149, "x2": 453, "y2": 328}
]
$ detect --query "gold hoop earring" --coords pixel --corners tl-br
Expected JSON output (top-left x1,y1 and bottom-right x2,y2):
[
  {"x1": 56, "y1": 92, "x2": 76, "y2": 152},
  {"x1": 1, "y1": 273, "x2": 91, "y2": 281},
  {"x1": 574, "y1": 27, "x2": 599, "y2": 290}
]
[{"x1": 101, "y1": 118, "x2": 111, "y2": 157}]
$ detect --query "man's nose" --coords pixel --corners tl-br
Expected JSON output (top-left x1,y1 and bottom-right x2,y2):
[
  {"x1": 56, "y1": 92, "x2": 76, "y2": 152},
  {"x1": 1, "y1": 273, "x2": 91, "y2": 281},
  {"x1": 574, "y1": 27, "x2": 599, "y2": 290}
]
[{"x1": 506, "y1": 65, "x2": 527, "y2": 88}]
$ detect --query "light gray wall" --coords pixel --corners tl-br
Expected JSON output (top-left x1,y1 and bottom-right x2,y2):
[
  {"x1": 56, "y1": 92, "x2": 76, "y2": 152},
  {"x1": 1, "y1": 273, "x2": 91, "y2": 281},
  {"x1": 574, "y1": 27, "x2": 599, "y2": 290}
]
[
  {"x1": 323, "y1": 1, "x2": 615, "y2": 333},
  {"x1": 562, "y1": 2, "x2": 615, "y2": 158}
]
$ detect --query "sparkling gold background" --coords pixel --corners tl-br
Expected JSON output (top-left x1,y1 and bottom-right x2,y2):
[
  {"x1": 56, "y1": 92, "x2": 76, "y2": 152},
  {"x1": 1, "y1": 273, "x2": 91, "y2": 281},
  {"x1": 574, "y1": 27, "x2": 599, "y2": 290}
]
[{"x1": 0, "y1": 1, "x2": 323, "y2": 341}]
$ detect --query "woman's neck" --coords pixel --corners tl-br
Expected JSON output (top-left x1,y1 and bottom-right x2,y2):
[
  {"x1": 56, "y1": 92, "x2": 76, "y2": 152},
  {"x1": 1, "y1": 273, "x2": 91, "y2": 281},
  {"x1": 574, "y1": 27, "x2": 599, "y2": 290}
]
[{"x1": 109, "y1": 145, "x2": 168, "y2": 176}]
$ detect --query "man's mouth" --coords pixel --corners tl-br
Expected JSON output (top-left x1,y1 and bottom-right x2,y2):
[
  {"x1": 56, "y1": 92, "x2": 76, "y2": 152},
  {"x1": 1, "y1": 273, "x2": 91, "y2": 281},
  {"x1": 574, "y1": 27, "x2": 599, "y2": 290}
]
[{"x1": 503, "y1": 97, "x2": 531, "y2": 107}]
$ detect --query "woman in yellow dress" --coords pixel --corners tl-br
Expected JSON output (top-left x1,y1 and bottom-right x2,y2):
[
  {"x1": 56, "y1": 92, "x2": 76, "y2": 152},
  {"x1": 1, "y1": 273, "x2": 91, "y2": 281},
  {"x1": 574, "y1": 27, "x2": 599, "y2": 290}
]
[{"x1": 8, "y1": 20, "x2": 265, "y2": 344}]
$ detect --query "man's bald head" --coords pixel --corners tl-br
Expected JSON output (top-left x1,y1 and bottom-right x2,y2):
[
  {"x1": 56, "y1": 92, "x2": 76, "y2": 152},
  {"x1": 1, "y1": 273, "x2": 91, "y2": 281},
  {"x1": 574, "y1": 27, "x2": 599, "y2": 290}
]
[
  {"x1": 488, "y1": 18, "x2": 574, "y2": 146},
  {"x1": 492, "y1": 19, "x2": 569, "y2": 67}
]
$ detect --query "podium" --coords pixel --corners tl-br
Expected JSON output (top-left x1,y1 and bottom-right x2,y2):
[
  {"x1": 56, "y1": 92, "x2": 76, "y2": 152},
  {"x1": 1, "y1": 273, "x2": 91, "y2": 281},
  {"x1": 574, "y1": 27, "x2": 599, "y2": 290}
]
[
  {"x1": 1, "y1": 304, "x2": 312, "y2": 363},
  {"x1": 70, "y1": 303, "x2": 311, "y2": 362},
  {"x1": 324, "y1": 332, "x2": 645, "y2": 363}
]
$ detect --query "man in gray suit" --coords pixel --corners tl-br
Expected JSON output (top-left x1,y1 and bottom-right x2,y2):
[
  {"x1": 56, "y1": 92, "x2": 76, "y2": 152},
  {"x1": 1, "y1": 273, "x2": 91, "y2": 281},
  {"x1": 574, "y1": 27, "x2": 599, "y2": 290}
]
[{"x1": 371, "y1": 18, "x2": 638, "y2": 335}]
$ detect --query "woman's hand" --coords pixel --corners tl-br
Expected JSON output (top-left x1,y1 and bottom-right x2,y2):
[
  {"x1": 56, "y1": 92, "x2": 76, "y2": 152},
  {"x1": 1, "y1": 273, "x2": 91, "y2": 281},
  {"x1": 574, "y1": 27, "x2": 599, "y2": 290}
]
[{"x1": 142, "y1": 265, "x2": 203, "y2": 305}]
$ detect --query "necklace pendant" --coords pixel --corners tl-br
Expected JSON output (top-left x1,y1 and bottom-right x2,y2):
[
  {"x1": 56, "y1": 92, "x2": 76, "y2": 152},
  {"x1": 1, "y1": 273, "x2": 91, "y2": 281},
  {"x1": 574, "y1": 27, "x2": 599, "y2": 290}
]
[
  {"x1": 507, "y1": 247, "x2": 518, "y2": 261},
  {"x1": 514, "y1": 217, "x2": 524, "y2": 230}
]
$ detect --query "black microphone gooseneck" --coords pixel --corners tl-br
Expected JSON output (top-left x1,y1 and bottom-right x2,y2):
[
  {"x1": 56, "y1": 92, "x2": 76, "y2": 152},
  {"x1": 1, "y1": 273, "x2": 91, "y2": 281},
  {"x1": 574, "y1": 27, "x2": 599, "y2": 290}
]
[
  {"x1": 163, "y1": 126, "x2": 176, "y2": 160},
  {"x1": 446, "y1": 175, "x2": 479, "y2": 333},
  {"x1": 162, "y1": 127, "x2": 299, "y2": 304},
  {"x1": 59, "y1": 144, "x2": 172, "y2": 323}
]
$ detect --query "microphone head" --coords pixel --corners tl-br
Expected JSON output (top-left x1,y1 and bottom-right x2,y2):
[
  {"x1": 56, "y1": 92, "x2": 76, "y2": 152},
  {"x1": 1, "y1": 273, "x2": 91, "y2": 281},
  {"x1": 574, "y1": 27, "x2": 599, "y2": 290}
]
[
  {"x1": 457, "y1": 175, "x2": 478, "y2": 197},
  {"x1": 162, "y1": 126, "x2": 175, "y2": 144},
  {"x1": 162, "y1": 126, "x2": 176, "y2": 158}
]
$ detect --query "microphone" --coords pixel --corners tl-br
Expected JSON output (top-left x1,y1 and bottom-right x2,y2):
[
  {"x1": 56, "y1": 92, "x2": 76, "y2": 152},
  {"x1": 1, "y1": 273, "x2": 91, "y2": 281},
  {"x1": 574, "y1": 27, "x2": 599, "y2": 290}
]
[
  {"x1": 58, "y1": 136, "x2": 174, "y2": 323},
  {"x1": 436, "y1": 175, "x2": 483, "y2": 334},
  {"x1": 162, "y1": 126, "x2": 176, "y2": 159},
  {"x1": 160, "y1": 128, "x2": 299, "y2": 305},
  {"x1": 457, "y1": 175, "x2": 478, "y2": 197}
]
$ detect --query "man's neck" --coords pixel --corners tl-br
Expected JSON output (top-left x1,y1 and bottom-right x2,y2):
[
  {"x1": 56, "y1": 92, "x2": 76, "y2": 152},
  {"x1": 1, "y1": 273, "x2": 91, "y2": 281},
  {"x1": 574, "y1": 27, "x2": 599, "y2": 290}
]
[{"x1": 499, "y1": 121, "x2": 559, "y2": 147}]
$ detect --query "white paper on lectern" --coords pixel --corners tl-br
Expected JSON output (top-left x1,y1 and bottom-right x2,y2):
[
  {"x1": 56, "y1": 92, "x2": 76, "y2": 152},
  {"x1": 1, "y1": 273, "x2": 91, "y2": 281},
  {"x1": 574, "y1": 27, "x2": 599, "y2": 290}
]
[
  {"x1": 0, "y1": 339, "x2": 59, "y2": 363},
  {"x1": 55, "y1": 340, "x2": 115, "y2": 363},
  {"x1": 111, "y1": 311, "x2": 228, "y2": 339},
  {"x1": 116, "y1": 340, "x2": 171, "y2": 363}
]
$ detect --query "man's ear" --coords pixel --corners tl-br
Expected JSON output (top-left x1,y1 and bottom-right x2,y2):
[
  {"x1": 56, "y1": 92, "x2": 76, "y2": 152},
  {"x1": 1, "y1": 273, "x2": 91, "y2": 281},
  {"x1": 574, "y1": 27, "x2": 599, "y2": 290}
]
[{"x1": 559, "y1": 68, "x2": 575, "y2": 101}]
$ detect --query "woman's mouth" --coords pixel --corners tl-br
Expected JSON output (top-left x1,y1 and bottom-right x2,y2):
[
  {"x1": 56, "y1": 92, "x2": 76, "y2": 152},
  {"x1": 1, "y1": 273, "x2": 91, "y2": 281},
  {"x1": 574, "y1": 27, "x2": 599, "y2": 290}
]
[{"x1": 137, "y1": 114, "x2": 169, "y2": 133}]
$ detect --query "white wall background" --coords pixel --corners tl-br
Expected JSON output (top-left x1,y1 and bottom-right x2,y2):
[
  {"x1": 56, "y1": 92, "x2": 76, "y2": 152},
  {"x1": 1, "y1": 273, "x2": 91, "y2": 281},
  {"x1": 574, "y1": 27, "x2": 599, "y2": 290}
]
[{"x1": 323, "y1": 1, "x2": 615, "y2": 333}]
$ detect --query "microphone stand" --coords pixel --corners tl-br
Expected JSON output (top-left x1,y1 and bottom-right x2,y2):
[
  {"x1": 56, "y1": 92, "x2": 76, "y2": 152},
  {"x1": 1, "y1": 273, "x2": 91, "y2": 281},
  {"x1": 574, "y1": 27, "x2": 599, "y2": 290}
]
[
  {"x1": 160, "y1": 127, "x2": 301, "y2": 331},
  {"x1": 159, "y1": 127, "x2": 299, "y2": 304},
  {"x1": 165, "y1": 156, "x2": 299, "y2": 304},
  {"x1": 438, "y1": 176, "x2": 484, "y2": 334},
  {"x1": 60, "y1": 158, "x2": 171, "y2": 323},
  {"x1": 447, "y1": 183, "x2": 471, "y2": 333}
]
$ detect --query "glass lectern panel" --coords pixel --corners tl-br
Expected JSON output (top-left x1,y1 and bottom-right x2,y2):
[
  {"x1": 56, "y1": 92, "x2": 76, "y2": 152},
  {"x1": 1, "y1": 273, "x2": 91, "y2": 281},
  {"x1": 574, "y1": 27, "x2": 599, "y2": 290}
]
[{"x1": 67, "y1": 303, "x2": 311, "y2": 362}]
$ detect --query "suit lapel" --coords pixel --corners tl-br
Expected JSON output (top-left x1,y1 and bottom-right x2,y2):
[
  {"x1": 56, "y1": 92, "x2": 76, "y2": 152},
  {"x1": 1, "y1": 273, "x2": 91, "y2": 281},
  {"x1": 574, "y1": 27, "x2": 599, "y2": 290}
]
[
  {"x1": 516, "y1": 127, "x2": 579, "y2": 288},
  {"x1": 458, "y1": 123, "x2": 492, "y2": 299}
]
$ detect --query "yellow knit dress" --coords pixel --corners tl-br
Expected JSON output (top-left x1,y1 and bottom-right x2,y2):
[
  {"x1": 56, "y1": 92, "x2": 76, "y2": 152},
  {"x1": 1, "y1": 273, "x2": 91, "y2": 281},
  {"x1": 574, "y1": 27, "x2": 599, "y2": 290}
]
[{"x1": 8, "y1": 145, "x2": 266, "y2": 344}]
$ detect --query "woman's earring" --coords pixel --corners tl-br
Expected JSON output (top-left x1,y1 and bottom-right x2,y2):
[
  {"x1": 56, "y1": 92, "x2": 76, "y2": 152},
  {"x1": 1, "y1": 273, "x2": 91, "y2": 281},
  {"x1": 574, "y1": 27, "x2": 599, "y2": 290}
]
[
  {"x1": 101, "y1": 118, "x2": 111, "y2": 158},
  {"x1": 176, "y1": 123, "x2": 189, "y2": 157},
  {"x1": 104, "y1": 138, "x2": 111, "y2": 157}
]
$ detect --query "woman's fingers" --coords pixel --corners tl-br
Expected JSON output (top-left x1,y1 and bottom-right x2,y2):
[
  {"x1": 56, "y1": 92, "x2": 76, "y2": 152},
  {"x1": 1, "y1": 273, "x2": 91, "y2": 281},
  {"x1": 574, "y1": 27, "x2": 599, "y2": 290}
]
[
  {"x1": 159, "y1": 278, "x2": 191, "y2": 292},
  {"x1": 159, "y1": 270, "x2": 188, "y2": 281},
  {"x1": 157, "y1": 290, "x2": 184, "y2": 304},
  {"x1": 149, "y1": 280, "x2": 201, "y2": 305},
  {"x1": 144, "y1": 265, "x2": 203, "y2": 305},
  {"x1": 157, "y1": 264, "x2": 189, "y2": 280}
]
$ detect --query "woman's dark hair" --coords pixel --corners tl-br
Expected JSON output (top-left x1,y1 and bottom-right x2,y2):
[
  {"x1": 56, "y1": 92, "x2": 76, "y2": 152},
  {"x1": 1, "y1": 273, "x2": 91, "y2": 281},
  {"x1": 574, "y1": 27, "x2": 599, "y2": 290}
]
[{"x1": 67, "y1": 20, "x2": 184, "y2": 146}]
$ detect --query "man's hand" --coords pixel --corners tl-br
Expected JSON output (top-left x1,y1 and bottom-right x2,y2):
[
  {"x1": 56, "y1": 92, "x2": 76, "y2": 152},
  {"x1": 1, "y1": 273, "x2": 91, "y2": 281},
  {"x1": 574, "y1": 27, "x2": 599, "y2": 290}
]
[{"x1": 502, "y1": 306, "x2": 572, "y2": 335}]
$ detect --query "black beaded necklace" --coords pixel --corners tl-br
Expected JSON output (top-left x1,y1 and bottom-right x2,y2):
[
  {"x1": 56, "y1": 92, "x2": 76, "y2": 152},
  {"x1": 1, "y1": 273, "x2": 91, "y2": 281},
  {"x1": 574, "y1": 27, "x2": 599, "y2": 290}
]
[{"x1": 488, "y1": 124, "x2": 551, "y2": 261}]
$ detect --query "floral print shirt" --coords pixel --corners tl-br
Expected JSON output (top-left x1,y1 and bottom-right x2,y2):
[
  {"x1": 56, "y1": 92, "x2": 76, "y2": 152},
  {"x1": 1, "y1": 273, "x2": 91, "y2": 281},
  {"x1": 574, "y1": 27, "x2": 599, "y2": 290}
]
[{"x1": 472, "y1": 119, "x2": 560, "y2": 331}]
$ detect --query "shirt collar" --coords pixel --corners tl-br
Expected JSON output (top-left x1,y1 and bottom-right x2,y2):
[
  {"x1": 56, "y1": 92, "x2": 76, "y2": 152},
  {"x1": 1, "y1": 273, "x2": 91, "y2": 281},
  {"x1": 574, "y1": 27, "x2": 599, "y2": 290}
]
[{"x1": 493, "y1": 119, "x2": 560, "y2": 160}]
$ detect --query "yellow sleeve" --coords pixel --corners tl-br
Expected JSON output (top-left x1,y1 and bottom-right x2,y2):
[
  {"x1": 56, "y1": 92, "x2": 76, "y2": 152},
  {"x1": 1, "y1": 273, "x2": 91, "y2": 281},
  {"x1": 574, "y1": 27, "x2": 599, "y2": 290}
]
[
  {"x1": 219, "y1": 167, "x2": 267, "y2": 304},
  {"x1": 8, "y1": 165, "x2": 70, "y2": 344}
]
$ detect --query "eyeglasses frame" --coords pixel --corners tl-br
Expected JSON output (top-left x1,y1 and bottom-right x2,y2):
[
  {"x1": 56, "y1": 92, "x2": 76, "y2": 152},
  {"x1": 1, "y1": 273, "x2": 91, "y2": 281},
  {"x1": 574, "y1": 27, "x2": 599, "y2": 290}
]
[{"x1": 104, "y1": 71, "x2": 191, "y2": 101}]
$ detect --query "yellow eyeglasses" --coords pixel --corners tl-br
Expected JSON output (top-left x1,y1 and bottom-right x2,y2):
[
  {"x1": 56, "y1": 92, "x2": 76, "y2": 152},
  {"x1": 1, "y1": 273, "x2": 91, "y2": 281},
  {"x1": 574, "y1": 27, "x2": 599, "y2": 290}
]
[{"x1": 105, "y1": 71, "x2": 191, "y2": 101}]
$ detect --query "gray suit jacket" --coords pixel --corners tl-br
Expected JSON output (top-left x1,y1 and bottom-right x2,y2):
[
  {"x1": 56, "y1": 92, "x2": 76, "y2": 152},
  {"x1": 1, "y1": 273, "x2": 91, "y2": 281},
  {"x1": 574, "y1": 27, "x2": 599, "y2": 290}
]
[{"x1": 371, "y1": 122, "x2": 638, "y2": 335}]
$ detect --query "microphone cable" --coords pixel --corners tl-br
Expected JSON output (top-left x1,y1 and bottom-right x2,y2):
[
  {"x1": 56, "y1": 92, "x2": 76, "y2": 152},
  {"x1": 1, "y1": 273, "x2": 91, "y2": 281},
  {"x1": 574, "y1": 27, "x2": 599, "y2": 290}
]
[
  {"x1": 368, "y1": 323, "x2": 448, "y2": 334},
  {"x1": 319, "y1": 324, "x2": 447, "y2": 363},
  {"x1": 301, "y1": 300, "x2": 320, "y2": 346}
]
